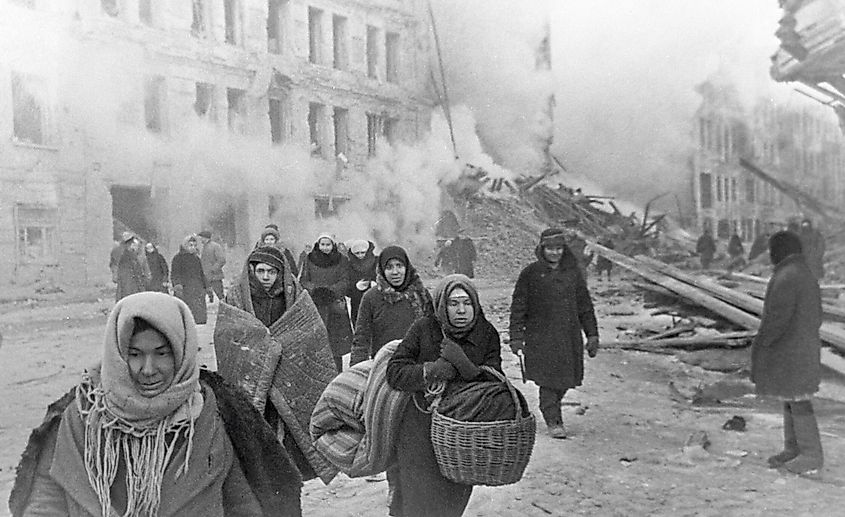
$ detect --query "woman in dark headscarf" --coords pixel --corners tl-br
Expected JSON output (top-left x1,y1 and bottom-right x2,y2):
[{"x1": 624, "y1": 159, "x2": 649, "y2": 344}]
[
  {"x1": 144, "y1": 242, "x2": 169, "y2": 293},
  {"x1": 346, "y1": 239, "x2": 379, "y2": 329},
  {"x1": 171, "y1": 234, "x2": 208, "y2": 325},
  {"x1": 300, "y1": 233, "x2": 353, "y2": 372},
  {"x1": 387, "y1": 274, "x2": 501, "y2": 517}
]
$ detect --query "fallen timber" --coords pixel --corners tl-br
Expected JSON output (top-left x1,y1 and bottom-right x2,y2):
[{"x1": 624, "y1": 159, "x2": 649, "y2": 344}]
[
  {"x1": 604, "y1": 331, "x2": 756, "y2": 350},
  {"x1": 588, "y1": 241, "x2": 845, "y2": 375}
]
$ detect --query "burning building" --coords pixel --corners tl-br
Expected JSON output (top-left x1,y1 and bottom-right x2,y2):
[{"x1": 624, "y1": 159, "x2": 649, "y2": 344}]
[
  {"x1": 0, "y1": 0, "x2": 434, "y2": 287},
  {"x1": 692, "y1": 76, "x2": 845, "y2": 242}
]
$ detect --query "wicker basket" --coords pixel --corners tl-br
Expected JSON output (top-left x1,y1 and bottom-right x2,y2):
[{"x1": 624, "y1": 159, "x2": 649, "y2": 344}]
[{"x1": 430, "y1": 366, "x2": 536, "y2": 486}]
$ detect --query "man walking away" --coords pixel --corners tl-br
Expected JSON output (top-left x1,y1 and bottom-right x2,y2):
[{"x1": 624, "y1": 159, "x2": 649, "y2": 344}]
[{"x1": 199, "y1": 230, "x2": 226, "y2": 302}]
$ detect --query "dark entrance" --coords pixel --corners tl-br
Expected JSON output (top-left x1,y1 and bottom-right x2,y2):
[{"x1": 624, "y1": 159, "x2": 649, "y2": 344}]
[{"x1": 111, "y1": 185, "x2": 157, "y2": 242}]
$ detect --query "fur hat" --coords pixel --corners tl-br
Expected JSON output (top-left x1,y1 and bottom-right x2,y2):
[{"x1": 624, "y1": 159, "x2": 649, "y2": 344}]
[
  {"x1": 248, "y1": 246, "x2": 285, "y2": 272},
  {"x1": 349, "y1": 239, "x2": 370, "y2": 254}
]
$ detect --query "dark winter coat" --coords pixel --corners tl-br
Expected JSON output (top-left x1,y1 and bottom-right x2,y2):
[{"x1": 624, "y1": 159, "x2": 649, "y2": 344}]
[
  {"x1": 171, "y1": 250, "x2": 208, "y2": 325},
  {"x1": 114, "y1": 246, "x2": 148, "y2": 302},
  {"x1": 452, "y1": 237, "x2": 477, "y2": 278},
  {"x1": 386, "y1": 315, "x2": 501, "y2": 517},
  {"x1": 145, "y1": 249, "x2": 169, "y2": 292},
  {"x1": 749, "y1": 233, "x2": 769, "y2": 261},
  {"x1": 346, "y1": 243, "x2": 378, "y2": 325},
  {"x1": 696, "y1": 233, "x2": 716, "y2": 257},
  {"x1": 728, "y1": 234, "x2": 745, "y2": 259},
  {"x1": 751, "y1": 253, "x2": 822, "y2": 398},
  {"x1": 509, "y1": 246, "x2": 599, "y2": 390},
  {"x1": 350, "y1": 284, "x2": 433, "y2": 366},
  {"x1": 300, "y1": 250, "x2": 352, "y2": 357}
]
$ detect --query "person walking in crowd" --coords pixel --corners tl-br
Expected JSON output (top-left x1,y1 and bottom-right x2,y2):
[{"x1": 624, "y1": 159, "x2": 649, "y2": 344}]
[
  {"x1": 112, "y1": 233, "x2": 149, "y2": 302},
  {"x1": 226, "y1": 246, "x2": 295, "y2": 329},
  {"x1": 10, "y1": 292, "x2": 302, "y2": 516},
  {"x1": 594, "y1": 237, "x2": 615, "y2": 281},
  {"x1": 727, "y1": 232, "x2": 746, "y2": 271},
  {"x1": 301, "y1": 234, "x2": 353, "y2": 372},
  {"x1": 297, "y1": 243, "x2": 312, "y2": 277},
  {"x1": 509, "y1": 228, "x2": 600, "y2": 439},
  {"x1": 258, "y1": 225, "x2": 298, "y2": 274},
  {"x1": 799, "y1": 219, "x2": 825, "y2": 280},
  {"x1": 198, "y1": 230, "x2": 226, "y2": 303},
  {"x1": 347, "y1": 239, "x2": 378, "y2": 326},
  {"x1": 753, "y1": 231, "x2": 824, "y2": 477},
  {"x1": 696, "y1": 228, "x2": 716, "y2": 270},
  {"x1": 452, "y1": 234, "x2": 477, "y2": 278},
  {"x1": 144, "y1": 241, "x2": 169, "y2": 293},
  {"x1": 171, "y1": 234, "x2": 209, "y2": 325},
  {"x1": 434, "y1": 239, "x2": 457, "y2": 274},
  {"x1": 387, "y1": 275, "x2": 502, "y2": 517},
  {"x1": 350, "y1": 244, "x2": 434, "y2": 513}
]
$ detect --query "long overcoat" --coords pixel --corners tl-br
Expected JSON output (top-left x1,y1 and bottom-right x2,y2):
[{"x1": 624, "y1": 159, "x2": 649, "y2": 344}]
[
  {"x1": 300, "y1": 253, "x2": 353, "y2": 357},
  {"x1": 751, "y1": 253, "x2": 822, "y2": 398},
  {"x1": 171, "y1": 251, "x2": 208, "y2": 324},
  {"x1": 509, "y1": 247, "x2": 598, "y2": 390}
]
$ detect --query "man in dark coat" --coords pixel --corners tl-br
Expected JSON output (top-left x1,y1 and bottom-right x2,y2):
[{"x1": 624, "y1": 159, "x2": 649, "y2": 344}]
[
  {"x1": 509, "y1": 228, "x2": 599, "y2": 439},
  {"x1": 451, "y1": 235, "x2": 477, "y2": 278},
  {"x1": 199, "y1": 230, "x2": 226, "y2": 302},
  {"x1": 696, "y1": 229, "x2": 716, "y2": 270},
  {"x1": 113, "y1": 234, "x2": 149, "y2": 302},
  {"x1": 752, "y1": 231, "x2": 823, "y2": 476},
  {"x1": 799, "y1": 219, "x2": 825, "y2": 280},
  {"x1": 727, "y1": 232, "x2": 745, "y2": 271}
]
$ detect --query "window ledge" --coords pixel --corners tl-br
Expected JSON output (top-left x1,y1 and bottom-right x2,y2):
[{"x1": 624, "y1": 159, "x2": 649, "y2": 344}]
[{"x1": 11, "y1": 138, "x2": 59, "y2": 152}]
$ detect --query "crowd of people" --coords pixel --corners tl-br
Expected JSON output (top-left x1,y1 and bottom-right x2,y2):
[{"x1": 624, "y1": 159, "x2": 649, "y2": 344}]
[{"x1": 10, "y1": 218, "x2": 827, "y2": 516}]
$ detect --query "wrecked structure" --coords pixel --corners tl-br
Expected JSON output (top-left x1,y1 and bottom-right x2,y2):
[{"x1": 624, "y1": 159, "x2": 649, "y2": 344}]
[
  {"x1": 0, "y1": 0, "x2": 434, "y2": 287},
  {"x1": 692, "y1": 76, "x2": 845, "y2": 242}
]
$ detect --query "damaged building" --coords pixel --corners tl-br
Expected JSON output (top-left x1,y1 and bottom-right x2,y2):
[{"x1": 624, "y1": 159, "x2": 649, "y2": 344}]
[
  {"x1": 692, "y1": 77, "x2": 845, "y2": 242},
  {"x1": 0, "y1": 0, "x2": 434, "y2": 287}
]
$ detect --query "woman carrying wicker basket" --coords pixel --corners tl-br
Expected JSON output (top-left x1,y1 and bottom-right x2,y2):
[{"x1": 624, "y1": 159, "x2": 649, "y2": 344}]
[{"x1": 387, "y1": 274, "x2": 502, "y2": 517}]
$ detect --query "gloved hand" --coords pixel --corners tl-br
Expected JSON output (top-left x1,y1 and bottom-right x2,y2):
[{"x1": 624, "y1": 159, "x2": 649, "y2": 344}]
[
  {"x1": 509, "y1": 338, "x2": 524, "y2": 355},
  {"x1": 424, "y1": 358, "x2": 457, "y2": 383},
  {"x1": 585, "y1": 336, "x2": 599, "y2": 358},
  {"x1": 441, "y1": 338, "x2": 481, "y2": 380},
  {"x1": 173, "y1": 284, "x2": 184, "y2": 297}
]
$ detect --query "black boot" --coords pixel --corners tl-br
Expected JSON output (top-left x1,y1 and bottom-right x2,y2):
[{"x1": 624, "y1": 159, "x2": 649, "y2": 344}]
[
  {"x1": 783, "y1": 401, "x2": 823, "y2": 476},
  {"x1": 768, "y1": 402, "x2": 798, "y2": 468}
]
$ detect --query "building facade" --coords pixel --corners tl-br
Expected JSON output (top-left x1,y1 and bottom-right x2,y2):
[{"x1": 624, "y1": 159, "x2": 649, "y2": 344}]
[
  {"x1": 692, "y1": 77, "x2": 845, "y2": 241},
  {"x1": 0, "y1": 0, "x2": 434, "y2": 287}
]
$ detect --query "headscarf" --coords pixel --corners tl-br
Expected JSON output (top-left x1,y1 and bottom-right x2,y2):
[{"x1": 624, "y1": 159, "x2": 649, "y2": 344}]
[
  {"x1": 179, "y1": 233, "x2": 198, "y2": 253},
  {"x1": 308, "y1": 233, "x2": 343, "y2": 268},
  {"x1": 433, "y1": 274, "x2": 481, "y2": 339},
  {"x1": 76, "y1": 292, "x2": 203, "y2": 516},
  {"x1": 349, "y1": 239, "x2": 370, "y2": 254},
  {"x1": 375, "y1": 245, "x2": 433, "y2": 319}
]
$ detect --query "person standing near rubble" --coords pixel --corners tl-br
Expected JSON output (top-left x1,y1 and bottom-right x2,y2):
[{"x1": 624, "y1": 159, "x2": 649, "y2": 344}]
[
  {"x1": 198, "y1": 230, "x2": 226, "y2": 303},
  {"x1": 452, "y1": 234, "x2": 477, "y2": 278},
  {"x1": 509, "y1": 228, "x2": 599, "y2": 439},
  {"x1": 594, "y1": 237, "x2": 615, "y2": 281},
  {"x1": 346, "y1": 239, "x2": 378, "y2": 326},
  {"x1": 113, "y1": 233, "x2": 149, "y2": 302},
  {"x1": 696, "y1": 228, "x2": 717, "y2": 270},
  {"x1": 171, "y1": 234, "x2": 209, "y2": 325},
  {"x1": 301, "y1": 234, "x2": 353, "y2": 372},
  {"x1": 799, "y1": 219, "x2": 825, "y2": 280},
  {"x1": 727, "y1": 232, "x2": 746, "y2": 271},
  {"x1": 144, "y1": 241, "x2": 169, "y2": 293},
  {"x1": 752, "y1": 230, "x2": 824, "y2": 477}
]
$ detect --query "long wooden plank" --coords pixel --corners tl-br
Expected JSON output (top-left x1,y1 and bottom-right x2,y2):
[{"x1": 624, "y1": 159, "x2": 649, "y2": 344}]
[{"x1": 604, "y1": 331, "x2": 756, "y2": 349}]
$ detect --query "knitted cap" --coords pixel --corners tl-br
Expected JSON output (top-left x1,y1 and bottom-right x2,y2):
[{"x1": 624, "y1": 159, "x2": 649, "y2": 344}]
[{"x1": 248, "y1": 246, "x2": 285, "y2": 272}]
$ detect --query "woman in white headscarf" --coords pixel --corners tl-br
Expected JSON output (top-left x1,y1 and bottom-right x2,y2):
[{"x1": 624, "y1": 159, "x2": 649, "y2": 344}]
[{"x1": 12, "y1": 292, "x2": 302, "y2": 517}]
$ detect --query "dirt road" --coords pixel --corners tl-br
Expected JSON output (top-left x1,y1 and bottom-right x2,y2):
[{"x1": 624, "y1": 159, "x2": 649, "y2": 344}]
[{"x1": 3, "y1": 276, "x2": 845, "y2": 516}]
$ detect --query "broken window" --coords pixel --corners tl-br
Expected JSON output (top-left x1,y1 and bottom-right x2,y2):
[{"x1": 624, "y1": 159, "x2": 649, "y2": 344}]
[
  {"x1": 333, "y1": 15, "x2": 348, "y2": 71},
  {"x1": 366, "y1": 26, "x2": 379, "y2": 79},
  {"x1": 699, "y1": 173, "x2": 712, "y2": 209},
  {"x1": 269, "y1": 94, "x2": 287, "y2": 144},
  {"x1": 194, "y1": 82, "x2": 214, "y2": 119},
  {"x1": 144, "y1": 75, "x2": 165, "y2": 133},
  {"x1": 224, "y1": 0, "x2": 240, "y2": 45},
  {"x1": 309, "y1": 102, "x2": 324, "y2": 157},
  {"x1": 366, "y1": 112, "x2": 380, "y2": 157},
  {"x1": 386, "y1": 31, "x2": 400, "y2": 83},
  {"x1": 101, "y1": 0, "x2": 119, "y2": 17},
  {"x1": 15, "y1": 204, "x2": 57, "y2": 262},
  {"x1": 139, "y1": 0, "x2": 152, "y2": 25},
  {"x1": 227, "y1": 88, "x2": 246, "y2": 134},
  {"x1": 11, "y1": 72, "x2": 46, "y2": 145},
  {"x1": 267, "y1": 0, "x2": 288, "y2": 54},
  {"x1": 383, "y1": 116, "x2": 397, "y2": 145},
  {"x1": 333, "y1": 107, "x2": 348, "y2": 156},
  {"x1": 308, "y1": 7, "x2": 323, "y2": 64},
  {"x1": 191, "y1": 0, "x2": 208, "y2": 36}
]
